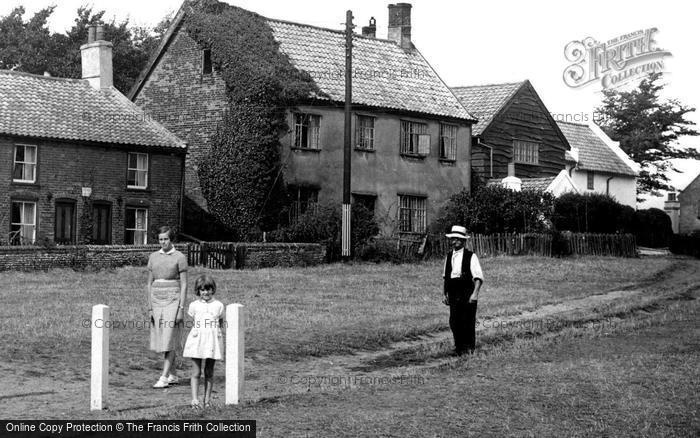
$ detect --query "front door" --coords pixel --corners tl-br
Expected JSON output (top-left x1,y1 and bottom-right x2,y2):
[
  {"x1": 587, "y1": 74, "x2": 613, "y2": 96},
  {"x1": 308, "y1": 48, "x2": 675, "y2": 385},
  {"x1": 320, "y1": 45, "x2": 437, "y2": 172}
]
[
  {"x1": 54, "y1": 201, "x2": 75, "y2": 244},
  {"x1": 92, "y1": 203, "x2": 112, "y2": 244}
]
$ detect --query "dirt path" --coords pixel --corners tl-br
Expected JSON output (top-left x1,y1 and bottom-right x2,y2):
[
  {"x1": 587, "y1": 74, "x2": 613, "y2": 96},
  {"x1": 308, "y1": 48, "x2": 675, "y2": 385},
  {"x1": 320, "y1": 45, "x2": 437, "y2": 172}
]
[{"x1": 1, "y1": 258, "x2": 697, "y2": 419}]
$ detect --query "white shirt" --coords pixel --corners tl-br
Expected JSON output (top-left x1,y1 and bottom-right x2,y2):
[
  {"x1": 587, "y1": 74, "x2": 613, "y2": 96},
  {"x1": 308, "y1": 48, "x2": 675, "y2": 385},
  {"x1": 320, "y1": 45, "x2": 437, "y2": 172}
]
[{"x1": 444, "y1": 248, "x2": 484, "y2": 281}]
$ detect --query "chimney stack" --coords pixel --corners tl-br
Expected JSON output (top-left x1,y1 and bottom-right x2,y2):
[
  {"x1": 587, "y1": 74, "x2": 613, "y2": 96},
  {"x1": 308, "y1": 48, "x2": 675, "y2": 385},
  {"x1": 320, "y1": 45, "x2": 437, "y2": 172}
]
[
  {"x1": 80, "y1": 23, "x2": 113, "y2": 89},
  {"x1": 387, "y1": 3, "x2": 412, "y2": 49},
  {"x1": 361, "y1": 17, "x2": 377, "y2": 38},
  {"x1": 502, "y1": 162, "x2": 522, "y2": 191}
]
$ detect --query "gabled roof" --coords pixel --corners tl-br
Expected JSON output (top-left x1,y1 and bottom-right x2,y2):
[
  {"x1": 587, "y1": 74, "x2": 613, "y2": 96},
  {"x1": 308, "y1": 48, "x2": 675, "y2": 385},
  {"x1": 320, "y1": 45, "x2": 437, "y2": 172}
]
[
  {"x1": 0, "y1": 70, "x2": 186, "y2": 150},
  {"x1": 451, "y1": 82, "x2": 523, "y2": 135},
  {"x1": 129, "y1": 1, "x2": 475, "y2": 122},
  {"x1": 557, "y1": 121, "x2": 637, "y2": 177}
]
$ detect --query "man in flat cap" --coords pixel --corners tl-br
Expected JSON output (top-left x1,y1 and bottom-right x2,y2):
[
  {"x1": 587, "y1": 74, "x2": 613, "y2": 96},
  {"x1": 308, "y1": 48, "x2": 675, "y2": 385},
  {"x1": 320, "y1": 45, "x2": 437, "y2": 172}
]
[{"x1": 442, "y1": 225, "x2": 484, "y2": 355}]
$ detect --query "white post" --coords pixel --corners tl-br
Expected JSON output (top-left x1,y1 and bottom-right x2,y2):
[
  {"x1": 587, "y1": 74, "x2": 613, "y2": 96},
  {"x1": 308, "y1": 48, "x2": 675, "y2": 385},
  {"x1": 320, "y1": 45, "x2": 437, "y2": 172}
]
[
  {"x1": 90, "y1": 304, "x2": 109, "y2": 411},
  {"x1": 225, "y1": 303, "x2": 244, "y2": 405}
]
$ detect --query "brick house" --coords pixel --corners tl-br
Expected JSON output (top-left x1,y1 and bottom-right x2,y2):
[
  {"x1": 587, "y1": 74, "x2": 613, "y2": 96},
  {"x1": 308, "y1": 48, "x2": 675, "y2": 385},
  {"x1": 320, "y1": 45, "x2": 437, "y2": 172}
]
[
  {"x1": 129, "y1": 1, "x2": 476, "y2": 236},
  {"x1": 557, "y1": 121, "x2": 638, "y2": 208},
  {"x1": 0, "y1": 26, "x2": 186, "y2": 245},
  {"x1": 664, "y1": 172, "x2": 700, "y2": 234}
]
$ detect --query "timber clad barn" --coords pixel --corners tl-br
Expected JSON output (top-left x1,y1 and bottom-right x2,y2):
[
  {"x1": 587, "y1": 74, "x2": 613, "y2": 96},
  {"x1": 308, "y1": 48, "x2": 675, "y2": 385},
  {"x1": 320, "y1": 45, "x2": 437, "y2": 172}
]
[
  {"x1": 0, "y1": 27, "x2": 186, "y2": 246},
  {"x1": 451, "y1": 81, "x2": 570, "y2": 182},
  {"x1": 129, "y1": 1, "x2": 476, "y2": 236}
]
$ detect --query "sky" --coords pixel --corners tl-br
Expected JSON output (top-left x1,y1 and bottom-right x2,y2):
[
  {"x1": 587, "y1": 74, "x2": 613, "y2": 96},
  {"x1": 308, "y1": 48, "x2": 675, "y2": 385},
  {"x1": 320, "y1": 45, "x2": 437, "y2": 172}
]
[{"x1": 3, "y1": 0, "x2": 699, "y2": 203}]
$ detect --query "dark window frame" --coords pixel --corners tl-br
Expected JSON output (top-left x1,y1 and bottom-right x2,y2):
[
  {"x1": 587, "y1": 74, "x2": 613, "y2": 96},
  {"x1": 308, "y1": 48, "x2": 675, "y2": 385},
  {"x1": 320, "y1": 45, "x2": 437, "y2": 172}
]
[{"x1": 293, "y1": 113, "x2": 321, "y2": 150}]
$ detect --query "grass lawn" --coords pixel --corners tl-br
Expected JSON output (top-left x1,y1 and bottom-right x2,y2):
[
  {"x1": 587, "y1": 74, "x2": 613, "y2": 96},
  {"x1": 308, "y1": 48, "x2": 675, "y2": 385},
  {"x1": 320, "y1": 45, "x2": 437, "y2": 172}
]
[
  {"x1": 1, "y1": 255, "x2": 697, "y2": 436},
  {"x1": 1, "y1": 256, "x2": 672, "y2": 369},
  {"x1": 222, "y1": 294, "x2": 700, "y2": 437}
]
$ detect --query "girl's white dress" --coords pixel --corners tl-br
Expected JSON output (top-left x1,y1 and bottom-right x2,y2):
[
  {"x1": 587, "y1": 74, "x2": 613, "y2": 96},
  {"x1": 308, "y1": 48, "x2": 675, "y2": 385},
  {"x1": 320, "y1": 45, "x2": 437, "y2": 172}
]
[{"x1": 182, "y1": 298, "x2": 225, "y2": 360}]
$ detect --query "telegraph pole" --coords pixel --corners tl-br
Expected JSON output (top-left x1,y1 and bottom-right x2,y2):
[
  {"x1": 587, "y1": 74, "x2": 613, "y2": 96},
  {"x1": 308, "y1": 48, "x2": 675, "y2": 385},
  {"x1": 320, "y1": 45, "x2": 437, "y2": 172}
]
[{"x1": 342, "y1": 10, "x2": 353, "y2": 259}]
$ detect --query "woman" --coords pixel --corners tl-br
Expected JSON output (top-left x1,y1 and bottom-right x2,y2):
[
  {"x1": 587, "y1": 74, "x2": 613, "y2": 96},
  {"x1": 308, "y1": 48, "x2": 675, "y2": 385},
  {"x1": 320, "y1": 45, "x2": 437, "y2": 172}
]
[{"x1": 146, "y1": 225, "x2": 188, "y2": 388}]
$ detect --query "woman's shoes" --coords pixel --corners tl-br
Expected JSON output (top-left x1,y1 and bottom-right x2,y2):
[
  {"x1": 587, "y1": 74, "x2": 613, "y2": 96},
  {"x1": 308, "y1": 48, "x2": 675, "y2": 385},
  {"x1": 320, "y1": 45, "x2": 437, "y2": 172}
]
[
  {"x1": 167, "y1": 374, "x2": 179, "y2": 384},
  {"x1": 152, "y1": 376, "x2": 169, "y2": 388},
  {"x1": 191, "y1": 399, "x2": 202, "y2": 409}
]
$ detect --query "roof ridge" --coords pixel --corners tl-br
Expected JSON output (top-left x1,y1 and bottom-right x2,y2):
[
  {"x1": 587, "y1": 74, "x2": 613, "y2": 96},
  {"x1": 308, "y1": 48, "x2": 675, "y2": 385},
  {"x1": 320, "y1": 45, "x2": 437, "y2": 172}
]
[
  {"x1": 451, "y1": 81, "x2": 525, "y2": 90},
  {"x1": 556, "y1": 120, "x2": 589, "y2": 127},
  {"x1": 0, "y1": 69, "x2": 86, "y2": 83},
  {"x1": 267, "y1": 17, "x2": 399, "y2": 45}
]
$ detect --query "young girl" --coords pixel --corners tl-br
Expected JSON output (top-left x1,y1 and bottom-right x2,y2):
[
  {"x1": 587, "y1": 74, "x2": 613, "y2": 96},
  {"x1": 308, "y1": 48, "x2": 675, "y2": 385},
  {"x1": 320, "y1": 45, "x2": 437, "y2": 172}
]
[{"x1": 182, "y1": 274, "x2": 225, "y2": 408}]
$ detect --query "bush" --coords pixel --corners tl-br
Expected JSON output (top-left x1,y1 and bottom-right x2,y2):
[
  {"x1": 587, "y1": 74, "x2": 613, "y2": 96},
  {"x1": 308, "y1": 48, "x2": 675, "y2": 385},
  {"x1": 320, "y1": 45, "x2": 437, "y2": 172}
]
[
  {"x1": 268, "y1": 203, "x2": 378, "y2": 261},
  {"x1": 671, "y1": 234, "x2": 700, "y2": 258},
  {"x1": 553, "y1": 192, "x2": 634, "y2": 233},
  {"x1": 432, "y1": 185, "x2": 555, "y2": 235},
  {"x1": 634, "y1": 208, "x2": 673, "y2": 248},
  {"x1": 553, "y1": 193, "x2": 672, "y2": 248}
]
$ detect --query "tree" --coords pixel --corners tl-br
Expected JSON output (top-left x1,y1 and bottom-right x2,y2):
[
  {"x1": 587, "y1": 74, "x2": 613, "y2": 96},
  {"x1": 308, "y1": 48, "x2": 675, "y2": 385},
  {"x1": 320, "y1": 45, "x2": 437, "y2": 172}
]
[
  {"x1": 0, "y1": 6, "x2": 55, "y2": 72},
  {"x1": 595, "y1": 72, "x2": 699, "y2": 199},
  {"x1": 0, "y1": 6, "x2": 169, "y2": 94}
]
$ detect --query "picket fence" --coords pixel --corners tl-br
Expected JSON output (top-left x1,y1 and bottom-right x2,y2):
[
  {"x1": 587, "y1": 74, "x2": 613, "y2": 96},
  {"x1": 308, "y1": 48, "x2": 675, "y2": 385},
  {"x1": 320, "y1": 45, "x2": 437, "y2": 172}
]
[{"x1": 394, "y1": 232, "x2": 636, "y2": 259}]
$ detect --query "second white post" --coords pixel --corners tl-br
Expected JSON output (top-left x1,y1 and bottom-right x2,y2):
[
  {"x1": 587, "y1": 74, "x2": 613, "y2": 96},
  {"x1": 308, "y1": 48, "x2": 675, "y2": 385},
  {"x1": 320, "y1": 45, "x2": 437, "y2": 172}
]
[
  {"x1": 90, "y1": 304, "x2": 109, "y2": 411},
  {"x1": 225, "y1": 303, "x2": 244, "y2": 405}
]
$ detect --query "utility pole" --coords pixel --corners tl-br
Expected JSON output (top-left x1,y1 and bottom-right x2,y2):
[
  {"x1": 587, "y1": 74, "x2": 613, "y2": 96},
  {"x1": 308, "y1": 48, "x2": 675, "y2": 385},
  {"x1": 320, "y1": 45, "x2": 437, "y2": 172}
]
[{"x1": 342, "y1": 10, "x2": 353, "y2": 259}]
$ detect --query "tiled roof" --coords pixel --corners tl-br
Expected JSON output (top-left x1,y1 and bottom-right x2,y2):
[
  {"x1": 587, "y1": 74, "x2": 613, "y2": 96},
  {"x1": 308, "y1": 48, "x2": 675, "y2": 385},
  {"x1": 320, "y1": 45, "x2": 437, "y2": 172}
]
[
  {"x1": 0, "y1": 70, "x2": 185, "y2": 149},
  {"x1": 521, "y1": 177, "x2": 556, "y2": 192},
  {"x1": 267, "y1": 20, "x2": 475, "y2": 120},
  {"x1": 487, "y1": 176, "x2": 556, "y2": 192},
  {"x1": 556, "y1": 121, "x2": 636, "y2": 176},
  {"x1": 450, "y1": 82, "x2": 524, "y2": 135}
]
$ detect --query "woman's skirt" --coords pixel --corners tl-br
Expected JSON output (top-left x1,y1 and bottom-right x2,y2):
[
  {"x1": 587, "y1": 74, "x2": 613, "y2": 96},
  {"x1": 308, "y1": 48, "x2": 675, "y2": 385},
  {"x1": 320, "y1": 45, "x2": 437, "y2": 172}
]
[{"x1": 150, "y1": 279, "x2": 182, "y2": 352}]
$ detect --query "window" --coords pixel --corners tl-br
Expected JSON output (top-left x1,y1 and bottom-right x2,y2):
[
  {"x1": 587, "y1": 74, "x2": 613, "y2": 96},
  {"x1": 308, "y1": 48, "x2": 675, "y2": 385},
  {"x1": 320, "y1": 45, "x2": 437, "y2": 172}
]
[
  {"x1": 13, "y1": 144, "x2": 37, "y2": 183},
  {"x1": 294, "y1": 114, "x2": 321, "y2": 149},
  {"x1": 667, "y1": 192, "x2": 677, "y2": 202},
  {"x1": 352, "y1": 194, "x2": 376, "y2": 215},
  {"x1": 587, "y1": 171, "x2": 595, "y2": 190},
  {"x1": 439, "y1": 123, "x2": 457, "y2": 160},
  {"x1": 400, "y1": 121, "x2": 429, "y2": 155},
  {"x1": 127, "y1": 153, "x2": 148, "y2": 189},
  {"x1": 125, "y1": 207, "x2": 148, "y2": 245},
  {"x1": 54, "y1": 201, "x2": 76, "y2": 244},
  {"x1": 398, "y1": 195, "x2": 427, "y2": 233},
  {"x1": 289, "y1": 185, "x2": 319, "y2": 223},
  {"x1": 202, "y1": 49, "x2": 212, "y2": 75},
  {"x1": 513, "y1": 140, "x2": 539, "y2": 165},
  {"x1": 10, "y1": 201, "x2": 36, "y2": 245},
  {"x1": 355, "y1": 115, "x2": 375, "y2": 150}
]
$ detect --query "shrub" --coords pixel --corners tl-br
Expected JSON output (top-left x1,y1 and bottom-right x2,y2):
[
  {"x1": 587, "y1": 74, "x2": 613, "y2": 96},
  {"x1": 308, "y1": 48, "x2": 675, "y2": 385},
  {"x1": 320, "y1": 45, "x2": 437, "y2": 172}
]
[
  {"x1": 634, "y1": 208, "x2": 673, "y2": 248},
  {"x1": 553, "y1": 192, "x2": 633, "y2": 233},
  {"x1": 432, "y1": 185, "x2": 555, "y2": 235},
  {"x1": 268, "y1": 203, "x2": 378, "y2": 260}
]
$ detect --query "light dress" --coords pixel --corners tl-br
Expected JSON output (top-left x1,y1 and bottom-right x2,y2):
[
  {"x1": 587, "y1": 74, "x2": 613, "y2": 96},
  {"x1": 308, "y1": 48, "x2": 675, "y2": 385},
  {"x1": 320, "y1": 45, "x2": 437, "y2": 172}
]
[{"x1": 182, "y1": 298, "x2": 225, "y2": 360}]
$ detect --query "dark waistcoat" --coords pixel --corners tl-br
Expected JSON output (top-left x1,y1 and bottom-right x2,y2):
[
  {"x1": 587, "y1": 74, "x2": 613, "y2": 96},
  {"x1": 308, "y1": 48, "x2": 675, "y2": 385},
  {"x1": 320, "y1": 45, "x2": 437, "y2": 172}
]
[{"x1": 444, "y1": 249, "x2": 475, "y2": 301}]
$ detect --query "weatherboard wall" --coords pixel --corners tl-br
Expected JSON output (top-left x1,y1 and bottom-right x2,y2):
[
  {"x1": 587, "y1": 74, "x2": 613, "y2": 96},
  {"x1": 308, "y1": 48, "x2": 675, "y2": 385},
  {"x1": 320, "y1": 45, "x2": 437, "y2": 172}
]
[{"x1": 474, "y1": 85, "x2": 568, "y2": 180}]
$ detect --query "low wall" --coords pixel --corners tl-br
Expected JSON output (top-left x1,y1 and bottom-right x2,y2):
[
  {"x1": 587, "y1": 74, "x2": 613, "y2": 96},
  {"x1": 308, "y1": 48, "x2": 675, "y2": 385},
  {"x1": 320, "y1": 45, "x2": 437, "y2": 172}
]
[
  {"x1": 0, "y1": 242, "x2": 326, "y2": 272},
  {"x1": 238, "y1": 243, "x2": 327, "y2": 269}
]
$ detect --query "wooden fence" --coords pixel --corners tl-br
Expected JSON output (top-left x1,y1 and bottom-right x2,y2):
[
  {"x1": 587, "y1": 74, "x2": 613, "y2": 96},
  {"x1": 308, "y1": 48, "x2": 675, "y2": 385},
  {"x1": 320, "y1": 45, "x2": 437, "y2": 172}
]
[
  {"x1": 187, "y1": 242, "x2": 237, "y2": 269},
  {"x1": 423, "y1": 233, "x2": 553, "y2": 258},
  {"x1": 566, "y1": 233, "x2": 637, "y2": 257},
  {"x1": 391, "y1": 232, "x2": 636, "y2": 260}
]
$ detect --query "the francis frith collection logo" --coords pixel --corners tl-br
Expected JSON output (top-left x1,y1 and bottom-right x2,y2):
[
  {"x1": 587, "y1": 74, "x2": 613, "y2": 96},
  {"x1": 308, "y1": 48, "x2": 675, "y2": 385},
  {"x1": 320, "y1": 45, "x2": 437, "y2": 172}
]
[{"x1": 563, "y1": 28, "x2": 672, "y2": 89}]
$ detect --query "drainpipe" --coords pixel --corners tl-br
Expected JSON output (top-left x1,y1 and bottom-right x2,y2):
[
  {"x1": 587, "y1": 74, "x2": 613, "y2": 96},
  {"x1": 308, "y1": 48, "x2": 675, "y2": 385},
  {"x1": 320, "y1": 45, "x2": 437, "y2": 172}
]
[
  {"x1": 606, "y1": 176, "x2": 614, "y2": 196},
  {"x1": 476, "y1": 138, "x2": 494, "y2": 178},
  {"x1": 179, "y1": 153, "x2": 186, "y2": 235}
]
